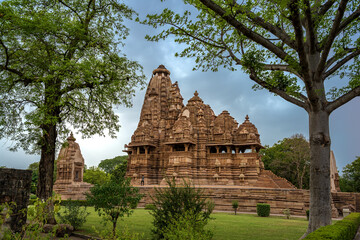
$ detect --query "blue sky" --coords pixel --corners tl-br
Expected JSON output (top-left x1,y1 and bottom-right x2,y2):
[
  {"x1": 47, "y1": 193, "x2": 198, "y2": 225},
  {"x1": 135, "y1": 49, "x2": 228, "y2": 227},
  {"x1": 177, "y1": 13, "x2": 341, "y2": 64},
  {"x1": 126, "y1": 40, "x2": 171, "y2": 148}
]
[{"x1": 0, "y1": 0, "x2": 359, "y2": 174}]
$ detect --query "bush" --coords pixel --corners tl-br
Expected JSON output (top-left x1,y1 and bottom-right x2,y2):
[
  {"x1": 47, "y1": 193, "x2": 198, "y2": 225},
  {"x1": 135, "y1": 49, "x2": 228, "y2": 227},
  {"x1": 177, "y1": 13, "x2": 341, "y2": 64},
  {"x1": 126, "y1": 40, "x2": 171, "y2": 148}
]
[
  {"x1": 150, "y1": 179, "x2": 214, "y2": 239},
  {"x1": 55, "y1": 199, "x2": 90, "y2": 207},
  {"x1": 232, "y1": 200, "x2": 239, "y2": 215},
  {"x1": 161, "y1": 210, "x2": 213, "y2": 240},
  {"x1": 56, "y1": 199, "x2": 90, "y2": 230},
  {"x1": 303, "y1": 212, "x2": 360, "y2": 240},
  {"x1": 306, "y1": 210, "x2": 310, "y2": 220},
  {"x1": 283, "y1": 209, "x2": 291, "y2": 219},
  {"x1": 145, "y1": 204, "x2": 155, "y2": 210},
  {"x1": 256, "y1": 203, "x2": 270, "y2": 217}
]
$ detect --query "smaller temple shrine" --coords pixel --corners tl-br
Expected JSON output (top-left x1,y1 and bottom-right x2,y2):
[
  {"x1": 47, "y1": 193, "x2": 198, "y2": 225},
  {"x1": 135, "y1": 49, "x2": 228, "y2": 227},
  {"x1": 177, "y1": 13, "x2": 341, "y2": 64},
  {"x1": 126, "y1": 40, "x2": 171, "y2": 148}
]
[{"x1": 53, "y1": 133, "x2": 93, "y2": 200}]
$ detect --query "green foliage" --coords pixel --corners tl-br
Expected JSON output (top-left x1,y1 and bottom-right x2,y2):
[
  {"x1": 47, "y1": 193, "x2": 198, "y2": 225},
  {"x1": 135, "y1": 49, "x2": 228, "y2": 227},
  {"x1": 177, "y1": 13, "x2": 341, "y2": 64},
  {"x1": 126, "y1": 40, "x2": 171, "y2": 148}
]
[
  {"x1": 56, "y1": 199, "x2": 90, "y2": 230},
  {"x1": 86, "y1": 177, "x2": 143, "y2": 238},
  {"x1": 94, "y1": 224, "x2": 143, "y2": 240},
  {"x1": 110, "y1": 160, "x2": 128, "y2": 182},
  {"x1": 56, "y1": 199, "x2": 90, "y2": 207},
  {"x1": 303, "y1": 213, "x2": 360, "y2": 240},
  {"x1": 260, "y1": 134, "x2": 310, "y2": 189},
  {"x1": 306, "y1": 210, "x2": 310, "y2": 221},
  {"x1": 144, "y1": 204, "x2": 156, "y2": 210},
  {"x1": 0, "y1": 0, "x2": 145, "y2": 154},
  {"x1": 83, "y1": 166, "x2": 110, "y2": 186},
  {"x1": 27, "y1": 161, "x2": 57, "y2": 194},
  {"x1": 283, "y1": 209, "x2": 291, "y2": 219},
  {"x1": 99, "y1": 156, "x2": 128, "y2": 174},
  {"x1": 161, "y1": 210, "x2": 213, "y2": 240},
  {"x1": 150, "y1": 179, "x2": 214, "y2": 239},
  {"x1": 1, "y1": 197, "x2": 63, "y2": 239},
  {"x1": 232, "y1": 200, "x2": 239, "y2": 215},
  {"x1": 340, "y1": 156, "x2": 360, "y2": 192},
  {"x1": 256, "y1": 203, "x2": 270, "y2": 217}
]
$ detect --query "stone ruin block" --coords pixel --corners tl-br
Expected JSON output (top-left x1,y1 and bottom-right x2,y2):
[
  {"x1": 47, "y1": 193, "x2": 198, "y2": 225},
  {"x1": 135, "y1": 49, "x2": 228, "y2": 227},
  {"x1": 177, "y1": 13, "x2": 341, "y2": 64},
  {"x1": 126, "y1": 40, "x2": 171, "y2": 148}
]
[{"x1": 0, "y1": 168, "x2": 32, "y2": 233}]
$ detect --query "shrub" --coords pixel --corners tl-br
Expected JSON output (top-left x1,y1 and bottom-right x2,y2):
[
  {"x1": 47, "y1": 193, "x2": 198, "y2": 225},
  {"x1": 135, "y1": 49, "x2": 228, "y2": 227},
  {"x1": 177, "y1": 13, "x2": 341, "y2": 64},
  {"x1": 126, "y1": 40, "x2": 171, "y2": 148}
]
[
  {"x1": 55, "y1": 199, "x2": 90, "y2": 207},
  {"x1": 283, "y1": 209, "x2": 291, "y2": 219},
  {"x1": 232, "y1": 200, "x2": 239, "y2": 215},
  {"x1": 56, "y1": 199, "x2": 90, "y2": 230},
  {"x1": 306, "y1": 210, "x2": 310, "y2": 220},
  {"x1": 256, "y1": 203, "x2": 270, "y2": 217},
  {"x1": 145, "y1": 204, "x2": 156, "y2": 210},
  {"x1": 150, "y1": 179, "x2": 214, "y2": 239},
  {"x1": 86, "y1": 177, "x2": 143, "y2": 239},
  {"x1": 161, "y1": 210, "x2": 213, "y2": 240},
  {"x1": 303, "y1": 212, "x2": 360, "y2": 240}
]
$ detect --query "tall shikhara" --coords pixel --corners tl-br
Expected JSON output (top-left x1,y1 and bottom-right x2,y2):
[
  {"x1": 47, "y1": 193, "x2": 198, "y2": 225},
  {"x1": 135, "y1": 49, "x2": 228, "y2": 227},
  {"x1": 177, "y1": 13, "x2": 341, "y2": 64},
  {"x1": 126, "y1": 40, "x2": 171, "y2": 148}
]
[{"x1": 124, "y1": 65, "x2": 294, "y2": 188}]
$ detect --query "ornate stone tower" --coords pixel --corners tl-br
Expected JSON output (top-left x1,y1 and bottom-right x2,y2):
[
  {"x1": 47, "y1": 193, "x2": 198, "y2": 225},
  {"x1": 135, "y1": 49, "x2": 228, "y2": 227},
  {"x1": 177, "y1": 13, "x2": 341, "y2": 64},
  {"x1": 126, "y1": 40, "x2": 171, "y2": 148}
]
[
  {"x1": 53, "y1": 133, "x2": 93, "y2": 200},
  {"x1": 125, "y1": 65, "x2": 295, "y2": 188}
]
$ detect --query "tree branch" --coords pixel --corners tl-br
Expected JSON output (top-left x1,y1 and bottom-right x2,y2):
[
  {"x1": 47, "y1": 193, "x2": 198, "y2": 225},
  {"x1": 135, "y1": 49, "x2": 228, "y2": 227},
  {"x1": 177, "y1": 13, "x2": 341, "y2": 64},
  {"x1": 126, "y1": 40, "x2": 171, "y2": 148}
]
[
  {"x1": 337, "y1": 6, "x2": 360, "y2": 35},
  {"x1": 263, "y1": 64, "x2": 304, "y2": 80},
  {"x1": 317, "y1": 0, "x2": 349, "y2": 74},
  {"x1": 304, "y1": 0, "x2": 316, "y2": 54},
  {"x1": 58, "y1": 0, "x2": 84, "y2": 24},
  {"x1": 326, "y1": 86, "x2": 360, "y2": 113},
  {"x1": 324, "y1": 48, "x2": 360, "y2": 78},
  {"x1": 232, "y1": 2, "x2": 297, "y2": 50},
  {"x1": 317, "y1": 0, "x2": 336, "y2": 16},
  {"x1": 198, "y1": 0, "x2": 291, "y2": 62},
  {"x1": 249, "y1": 69, "x2": 308, "y2": 110}
]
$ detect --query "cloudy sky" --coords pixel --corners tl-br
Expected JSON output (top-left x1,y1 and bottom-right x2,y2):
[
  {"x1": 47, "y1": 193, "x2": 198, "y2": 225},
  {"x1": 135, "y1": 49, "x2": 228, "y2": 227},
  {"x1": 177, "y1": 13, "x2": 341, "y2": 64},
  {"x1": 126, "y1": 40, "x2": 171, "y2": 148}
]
[{"x1": 1, "y1": 0, "x2": 359, "y2": 174}]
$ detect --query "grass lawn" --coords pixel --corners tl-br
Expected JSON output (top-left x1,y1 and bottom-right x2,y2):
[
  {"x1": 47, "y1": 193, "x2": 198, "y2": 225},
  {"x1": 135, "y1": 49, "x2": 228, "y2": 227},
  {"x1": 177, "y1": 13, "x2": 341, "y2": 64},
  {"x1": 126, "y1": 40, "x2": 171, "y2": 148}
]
[{"x1": 67, "y1": 208, "x2": 308, "y2": 240}]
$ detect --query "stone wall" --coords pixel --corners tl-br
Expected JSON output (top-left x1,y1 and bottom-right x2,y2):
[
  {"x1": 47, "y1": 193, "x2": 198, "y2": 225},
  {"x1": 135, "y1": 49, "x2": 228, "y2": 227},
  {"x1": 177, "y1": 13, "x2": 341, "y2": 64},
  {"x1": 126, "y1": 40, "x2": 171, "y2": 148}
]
[
  {"x1": 0, "y1": 168, "x2": 32, "y2": 232},
  {"x1": 137, "y1": 186, "x2": 360, "y2": 216}
]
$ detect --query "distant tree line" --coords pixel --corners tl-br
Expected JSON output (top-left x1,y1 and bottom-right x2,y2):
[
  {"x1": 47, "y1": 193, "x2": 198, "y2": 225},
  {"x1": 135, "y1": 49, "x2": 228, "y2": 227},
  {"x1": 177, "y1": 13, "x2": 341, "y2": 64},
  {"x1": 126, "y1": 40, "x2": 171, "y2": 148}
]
[
  {"x1": 261, "y1": 134, "x2": 359, "y2": 193},
  {"x1": 27, "y1": 155, "x2": 127, "y2": 193}
]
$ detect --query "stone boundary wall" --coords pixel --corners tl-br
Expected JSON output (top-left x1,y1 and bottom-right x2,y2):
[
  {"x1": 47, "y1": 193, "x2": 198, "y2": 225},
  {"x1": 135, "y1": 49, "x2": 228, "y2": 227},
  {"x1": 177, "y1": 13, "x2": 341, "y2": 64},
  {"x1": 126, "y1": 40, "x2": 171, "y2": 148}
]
[
  {"x1": 0, "y1": 168, "x2": 32, "y2": 232},
  {"x1": 137, "y1": 186, "x2": 360, "y2": 216}
]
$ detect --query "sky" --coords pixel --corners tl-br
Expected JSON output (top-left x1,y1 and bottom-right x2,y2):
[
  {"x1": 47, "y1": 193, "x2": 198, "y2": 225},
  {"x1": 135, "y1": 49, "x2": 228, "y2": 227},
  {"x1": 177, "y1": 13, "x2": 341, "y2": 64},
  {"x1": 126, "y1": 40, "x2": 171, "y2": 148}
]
[{"x1": 0, "y1": 0, "x2": 359, "y2": 174}]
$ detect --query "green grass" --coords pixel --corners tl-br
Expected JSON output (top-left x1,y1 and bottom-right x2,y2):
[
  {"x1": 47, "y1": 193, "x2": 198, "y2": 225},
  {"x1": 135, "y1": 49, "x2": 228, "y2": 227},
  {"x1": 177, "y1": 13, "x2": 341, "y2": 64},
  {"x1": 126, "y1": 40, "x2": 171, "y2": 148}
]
[{"x1": 60, "y1": 208, "x2": 308, "y2": 240}]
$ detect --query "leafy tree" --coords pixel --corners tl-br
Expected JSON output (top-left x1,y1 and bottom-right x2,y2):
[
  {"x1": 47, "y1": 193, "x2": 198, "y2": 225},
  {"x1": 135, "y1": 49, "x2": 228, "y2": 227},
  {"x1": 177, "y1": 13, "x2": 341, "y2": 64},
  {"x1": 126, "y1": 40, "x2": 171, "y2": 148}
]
[
  {"x1": 232, "y1": 200, "x2": 239, "y2": 215},
  {"x1": 27, "y1": 161, "x2": 57, "y2": 194},
  {"x1": 150, "y1": 179, "x2": 214, "y2": 239},
  {"x1": 98, "y1": 155, "x2": 127, "y2": 174},
  {"x1": 110, "y1": 159, "x2": 128, "y2": 182},
  {"x1": 83, "y1": 166, "x2": 109, "y2": 186},
  {"x1": 141, "y1": 0, "x2": 360, "y2": 234},
  {"x1": 339, "y1": 156, "x2": 360, "y2": 192},
  {"x1": 261, "y1": 134, "x2": 310, "y2": 189},
  {"x1": 86, "y1": 177, "x2": 142, "y2": 238},
  {"x1": 0, "y1": 0, "x2": 144, "y2": 208}
]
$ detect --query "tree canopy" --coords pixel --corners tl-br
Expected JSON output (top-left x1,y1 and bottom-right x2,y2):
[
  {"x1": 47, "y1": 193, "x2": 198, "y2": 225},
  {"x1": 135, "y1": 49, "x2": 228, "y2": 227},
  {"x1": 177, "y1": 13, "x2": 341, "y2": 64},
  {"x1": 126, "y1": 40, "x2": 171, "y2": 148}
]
[
  {"x1": 141, "y1": 0, "x2": 360, "y2": 234},
  {"x1": 0, "y1": 0, "x2": 145, "y2": 204},
  {"x1": 339, "y1": 156, "x2": 360, "y2": 192},
  {"x1": 261, "y1": 134, "x2": 310, "y2": 189},
  {"x1": 98, "y1": 155, "x2": 127, "y2": 174}
]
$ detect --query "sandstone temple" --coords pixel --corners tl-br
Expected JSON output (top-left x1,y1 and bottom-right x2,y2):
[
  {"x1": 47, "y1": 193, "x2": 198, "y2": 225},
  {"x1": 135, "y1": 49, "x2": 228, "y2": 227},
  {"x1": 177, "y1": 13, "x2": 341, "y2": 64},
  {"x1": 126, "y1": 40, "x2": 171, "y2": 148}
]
[
  {"x1": 124, "y1": 65, "x2": 294, "y2": 188},
  {"x1": 124, "y1": 65, "x2": 359, "y2": 217},
  {"x1": 53, "y1": 133, "x2": 92, "y2": 200}
]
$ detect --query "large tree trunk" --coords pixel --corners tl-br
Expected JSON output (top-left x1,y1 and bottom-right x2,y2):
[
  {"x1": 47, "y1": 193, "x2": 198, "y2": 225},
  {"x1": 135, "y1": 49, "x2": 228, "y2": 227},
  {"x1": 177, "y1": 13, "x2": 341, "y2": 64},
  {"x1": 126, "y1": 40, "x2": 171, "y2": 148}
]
[
  {"x1": 306, "y1": 110, "x2": 332, "y2": 234},
  {"x1": 37, "y1": 123, "x2": 57, "y2": 224}
]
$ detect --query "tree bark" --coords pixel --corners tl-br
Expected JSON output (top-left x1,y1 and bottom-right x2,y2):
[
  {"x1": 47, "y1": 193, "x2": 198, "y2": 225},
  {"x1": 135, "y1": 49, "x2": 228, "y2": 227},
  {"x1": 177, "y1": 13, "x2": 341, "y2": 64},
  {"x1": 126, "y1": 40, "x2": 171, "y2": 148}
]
[
  {"x1": 37, "y1": 123, "x2": 57, "y2": 224},
  {"x1": 306, "y1": 110, "x2": 332, "y2": 234}
]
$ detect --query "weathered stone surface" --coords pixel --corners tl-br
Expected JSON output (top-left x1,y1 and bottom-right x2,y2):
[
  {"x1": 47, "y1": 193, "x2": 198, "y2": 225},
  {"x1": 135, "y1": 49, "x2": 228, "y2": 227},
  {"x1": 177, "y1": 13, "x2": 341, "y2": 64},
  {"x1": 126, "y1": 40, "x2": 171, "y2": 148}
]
[
  {"x1": 53, "y1": 133, "x2": 93, "y2": 200},
  {"x1": 125, "y1": 65, "x2": 294, "y2": 189},
  {"x1": 0, "y1": 168, "x2": 32, "y2": 233},
  {"x1": 124, "y1": 65, "x2": 357, "y2": 217}
]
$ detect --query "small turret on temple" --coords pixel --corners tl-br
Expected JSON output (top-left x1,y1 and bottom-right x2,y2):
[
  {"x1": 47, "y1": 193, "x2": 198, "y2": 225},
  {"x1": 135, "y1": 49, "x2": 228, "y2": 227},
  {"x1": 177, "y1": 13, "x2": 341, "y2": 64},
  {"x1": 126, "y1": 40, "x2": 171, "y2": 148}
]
[
  {"x1": 124, "y1": 65, "x2": 295, "y2": 188},
  {"x1": 53, "y1": 133, "x2": 93, "y2": 200}
]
